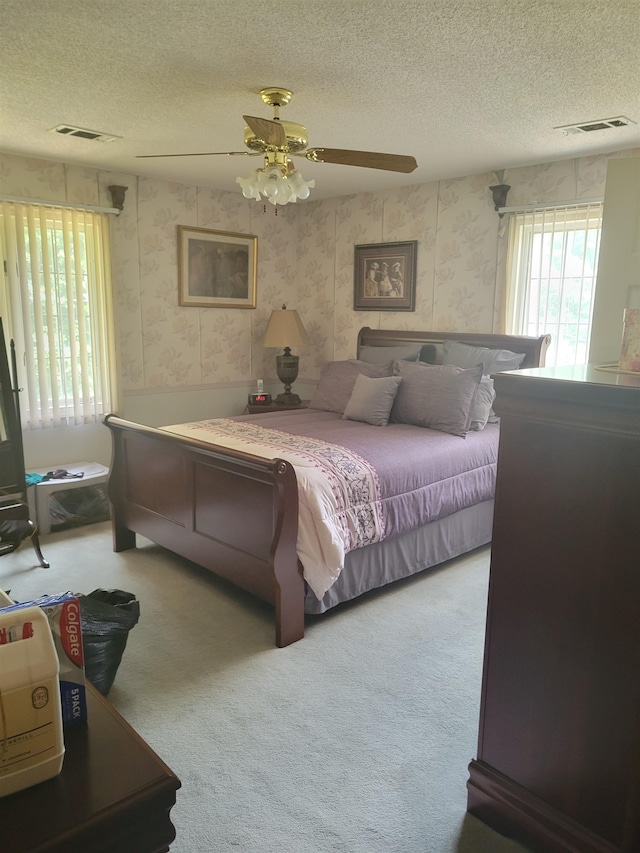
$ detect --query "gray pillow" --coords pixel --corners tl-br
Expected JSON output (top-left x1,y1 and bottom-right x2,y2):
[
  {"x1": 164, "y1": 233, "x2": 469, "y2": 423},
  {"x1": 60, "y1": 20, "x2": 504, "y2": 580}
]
[
  {"x1": 469, "y1": 375, "x2": 496, "y2": 430},
  {"x1": 442, "y1": 340, "x2": 526, "y2": 374},
  {"x1": 390, "y1": 361, "x2": 483, "y2": 436},
  {"x1": 359, "y1": 344, "x2": 421, "y2": 364},
  {"x1": 310, "y1": 359, "x2": 393, "y2": 414},
  {"x1": 343, "y1": 374, "x2": 402, "y2": 426}
]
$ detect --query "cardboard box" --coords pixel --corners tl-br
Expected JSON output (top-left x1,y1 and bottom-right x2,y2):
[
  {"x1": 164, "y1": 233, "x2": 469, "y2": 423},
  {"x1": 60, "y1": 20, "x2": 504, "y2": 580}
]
[{"x1": 0, "y1": 592, "x2": 87, "y2": 727}]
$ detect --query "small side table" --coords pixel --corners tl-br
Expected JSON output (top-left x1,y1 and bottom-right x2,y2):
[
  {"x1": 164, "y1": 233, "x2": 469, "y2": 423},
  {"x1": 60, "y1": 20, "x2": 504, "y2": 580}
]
[
  {"x1": 1, "y1": 681, "x2": 181, "y2": 853},
  {"x1": 245, "y1": 399, "x2": 310, "y2": 415}
]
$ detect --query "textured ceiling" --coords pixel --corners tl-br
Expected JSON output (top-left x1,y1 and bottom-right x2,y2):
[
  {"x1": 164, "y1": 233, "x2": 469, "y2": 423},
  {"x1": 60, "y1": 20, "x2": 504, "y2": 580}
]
[{"x1": 1, "y1": 0, "x2": 639, "y2": 201}]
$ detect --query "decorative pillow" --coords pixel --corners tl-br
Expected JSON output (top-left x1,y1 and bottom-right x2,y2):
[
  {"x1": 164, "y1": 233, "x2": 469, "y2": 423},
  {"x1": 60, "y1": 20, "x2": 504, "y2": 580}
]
[
  {"x1": 390, "y1": 361, "x2": 483, "y2": 436},
  {"x1": 359, "y1": 344, "x2": 422, "y2": 364},
  {"x1": 343, "y1": 374, "x2": 402, "y2": 426},
  {"x1": 442, "y1": 340, "x2": 526, "y2": 374},
  {"x1": 469, "y1": 375, "x2": 496, "y2": 430},
  {"x1": 310, "y1": 359, "x2": 393, "y2": 414}
]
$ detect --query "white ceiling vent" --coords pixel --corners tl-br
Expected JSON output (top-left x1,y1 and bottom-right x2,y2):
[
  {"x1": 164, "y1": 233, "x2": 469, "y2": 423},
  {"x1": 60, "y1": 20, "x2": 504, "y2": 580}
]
[
  {"x1": 554, "y1": 116, "x2": 636, "y2": 135},
  {"x1": 51, "y1": 124, "x2": 121, "y2": 143}
]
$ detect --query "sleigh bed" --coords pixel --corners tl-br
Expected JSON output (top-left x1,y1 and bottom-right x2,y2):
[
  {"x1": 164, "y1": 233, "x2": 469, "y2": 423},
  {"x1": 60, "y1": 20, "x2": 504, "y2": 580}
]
[{"x1": 105, "y1": 327, "x2": 549, "y2": 646}]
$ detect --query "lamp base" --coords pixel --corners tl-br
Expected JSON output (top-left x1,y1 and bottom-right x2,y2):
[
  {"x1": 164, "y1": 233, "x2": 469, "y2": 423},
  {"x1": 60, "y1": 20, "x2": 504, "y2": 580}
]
[
  {"x1": 275, "y1": 391, "x2": 301, "y2": 406},
  {"x1": 275, "y1": 351, "x2": 301, "y2": 406}
]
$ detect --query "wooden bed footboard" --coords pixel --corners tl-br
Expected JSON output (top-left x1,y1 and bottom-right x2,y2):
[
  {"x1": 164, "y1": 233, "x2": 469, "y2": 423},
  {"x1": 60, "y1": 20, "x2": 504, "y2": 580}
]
[{"x1": 104, "y1": 415, "x2": 304, "y2": 647}]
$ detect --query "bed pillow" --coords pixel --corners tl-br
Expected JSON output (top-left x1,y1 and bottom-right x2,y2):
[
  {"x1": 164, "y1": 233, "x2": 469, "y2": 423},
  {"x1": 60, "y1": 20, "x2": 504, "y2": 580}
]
[
  {"x1": 343, "y1": 374, "x2": 402, "y2": 426},
  {"x1": 310, "y1": 359, "x2": 393, "y2": 414},
  {"x1": 442, "y1": 340, "x2": 526, "y2": 374},
  {"x1": 390, "y1": 361, "x2": 482, "y2": 436},
  {"x1": 442, "y1": 340, "x2": 524, "y2": 426},
  {"x1": 359, "y1": 344, "x2": 422, "y2": 364},
  {"x1": 469, "y1": 375, "x2": 496, "y2": 430}
]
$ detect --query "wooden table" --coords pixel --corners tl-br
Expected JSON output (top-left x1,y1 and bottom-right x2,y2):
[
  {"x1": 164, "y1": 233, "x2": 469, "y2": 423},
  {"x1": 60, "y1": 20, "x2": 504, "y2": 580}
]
[{"x1": 1, "y1": 682, "x2": 181, "y2": 853}]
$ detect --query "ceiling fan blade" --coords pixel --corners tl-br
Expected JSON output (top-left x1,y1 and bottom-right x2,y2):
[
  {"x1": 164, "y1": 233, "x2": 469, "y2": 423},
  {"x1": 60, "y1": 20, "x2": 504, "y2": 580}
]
[
  {"x1": 136, "y1": 151, "x2": 259, "y2": 158},
  {"x1": 305, "y1": 148, "x2": 418, "y2": 173},
  {"x1": 243, "y1": 115, "x2": 287, "y2": 148}
]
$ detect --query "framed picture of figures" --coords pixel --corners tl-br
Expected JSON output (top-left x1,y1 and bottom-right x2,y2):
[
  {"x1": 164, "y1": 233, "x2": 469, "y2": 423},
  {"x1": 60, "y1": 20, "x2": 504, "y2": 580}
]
[
  {"x1": 178, "y1": 226, "x2": 257, "y2": 308},
  {"x1": 354, "y1": 240, "x2": 417, "y2": 311}
]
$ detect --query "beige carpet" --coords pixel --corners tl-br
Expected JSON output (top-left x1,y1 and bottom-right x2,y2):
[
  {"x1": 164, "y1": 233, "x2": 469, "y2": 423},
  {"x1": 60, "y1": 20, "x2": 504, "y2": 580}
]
[{"x1": 2, "y1": 522, "x2": 531, "y2": 853}]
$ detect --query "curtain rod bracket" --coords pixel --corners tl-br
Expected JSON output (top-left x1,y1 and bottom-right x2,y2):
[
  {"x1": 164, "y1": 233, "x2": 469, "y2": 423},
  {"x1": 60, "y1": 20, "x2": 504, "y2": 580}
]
[{"x1": 108, "y1": 185, "x2": 128, "y2": 212}]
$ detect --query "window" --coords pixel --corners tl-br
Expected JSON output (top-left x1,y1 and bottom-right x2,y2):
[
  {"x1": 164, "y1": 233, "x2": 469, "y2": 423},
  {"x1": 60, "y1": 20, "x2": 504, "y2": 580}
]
[
  {"x1": 0, "y1": 202, "x2": 117, "y2": 429},
  {"x1": 504, "y1": 203, "x2": 603, "y2": 367}
]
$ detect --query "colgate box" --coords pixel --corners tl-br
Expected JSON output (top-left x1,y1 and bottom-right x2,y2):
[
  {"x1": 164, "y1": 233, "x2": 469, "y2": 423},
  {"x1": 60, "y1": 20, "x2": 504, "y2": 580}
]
[{"x1": 0, "y1": 592, "x2": 87, "y2": 727}]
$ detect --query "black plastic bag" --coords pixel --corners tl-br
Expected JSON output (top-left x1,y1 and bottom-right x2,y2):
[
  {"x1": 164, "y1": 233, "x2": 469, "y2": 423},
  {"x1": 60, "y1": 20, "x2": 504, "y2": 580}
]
[
  {"x1": 49, "y1": 485, "x2": 110, "y2": 531},
  {"x1": 77, "y1": 588, "x2": 140, "y2": 696}
]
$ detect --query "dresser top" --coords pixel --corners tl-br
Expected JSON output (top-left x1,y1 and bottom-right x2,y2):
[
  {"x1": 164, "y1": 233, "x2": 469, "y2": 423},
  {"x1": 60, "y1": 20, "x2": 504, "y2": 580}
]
[
  {"x1": 492, "y1": 364, "x2": 639, "y2": 435},
  {"x1": 513, "y1": 363, "x2": 640, "y2": 390}
]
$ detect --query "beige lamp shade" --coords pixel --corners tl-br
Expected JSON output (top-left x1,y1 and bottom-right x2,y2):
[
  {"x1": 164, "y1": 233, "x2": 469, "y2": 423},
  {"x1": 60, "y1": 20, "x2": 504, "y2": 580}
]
[{"x1": 262, "y1": 306, "x2": 310, "y2": 349}]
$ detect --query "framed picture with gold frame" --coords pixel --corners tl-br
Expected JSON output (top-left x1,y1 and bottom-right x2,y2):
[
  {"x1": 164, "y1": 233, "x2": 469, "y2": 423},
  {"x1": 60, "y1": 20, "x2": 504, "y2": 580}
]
[
  {"x1": 178, "y1": 226, "x2": 257, "y2": 308},
  {"x1": 354, "y1": 240, "x2": 417, "y2": 311}
]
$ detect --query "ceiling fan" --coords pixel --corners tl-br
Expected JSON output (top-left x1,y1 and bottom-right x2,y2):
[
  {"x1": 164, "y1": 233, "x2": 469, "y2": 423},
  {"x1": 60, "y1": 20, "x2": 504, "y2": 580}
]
[{"x1": 137, "y1": 87, "x2": 418, "y2": 205}]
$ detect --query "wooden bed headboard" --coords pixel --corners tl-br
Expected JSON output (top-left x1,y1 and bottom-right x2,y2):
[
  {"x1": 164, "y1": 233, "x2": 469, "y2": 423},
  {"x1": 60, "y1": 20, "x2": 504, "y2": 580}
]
[{"x1": 356, "y1": 328, "x2": 551, "y2": 369}]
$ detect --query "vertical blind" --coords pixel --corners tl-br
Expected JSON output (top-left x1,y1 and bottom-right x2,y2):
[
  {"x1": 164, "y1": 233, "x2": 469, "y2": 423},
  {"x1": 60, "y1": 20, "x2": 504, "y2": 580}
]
[
  {"x1": 1, "y1": 201, "x2": 118, "y2": 429},
  {"x1": 504, "y1": 203, "x2": 603, "y2": 367}
]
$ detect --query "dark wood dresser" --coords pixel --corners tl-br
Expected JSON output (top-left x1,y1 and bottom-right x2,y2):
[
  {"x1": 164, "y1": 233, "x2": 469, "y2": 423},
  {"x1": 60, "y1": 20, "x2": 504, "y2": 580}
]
[{"x1": 467, "y1": 365, "x2": 640, "y2": 853}]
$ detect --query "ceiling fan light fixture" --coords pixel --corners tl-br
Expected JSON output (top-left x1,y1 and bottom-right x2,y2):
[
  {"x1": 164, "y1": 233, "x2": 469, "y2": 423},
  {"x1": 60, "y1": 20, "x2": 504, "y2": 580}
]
[
  {"x1": 259, "y1": 166, "x2": 287, "y2": 203},
  {"x1": 236, "y1": 170, "x2": 262, "y2": 200},
  {"x1": 236, "y1": 163, "x2": 314, "y2": 206},
  {"x1": 287, "y1": 169, "x2": 314, "y2": 200}
]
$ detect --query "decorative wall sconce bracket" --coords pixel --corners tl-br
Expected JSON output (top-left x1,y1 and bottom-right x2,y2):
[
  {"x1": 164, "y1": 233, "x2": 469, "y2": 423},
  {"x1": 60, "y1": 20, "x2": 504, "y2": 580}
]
[
  {"x1": 108, "y1": 185, "x2": 128, "y2": 212},
  {"x1": 489, "y1": 184, "x2": 511, "y2": 217}
]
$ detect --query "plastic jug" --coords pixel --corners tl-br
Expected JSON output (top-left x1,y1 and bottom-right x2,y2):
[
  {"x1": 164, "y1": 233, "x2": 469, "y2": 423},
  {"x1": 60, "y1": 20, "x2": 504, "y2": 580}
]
[{"x1": 0, "y1": 605, "x2": 65, "y2": 796}]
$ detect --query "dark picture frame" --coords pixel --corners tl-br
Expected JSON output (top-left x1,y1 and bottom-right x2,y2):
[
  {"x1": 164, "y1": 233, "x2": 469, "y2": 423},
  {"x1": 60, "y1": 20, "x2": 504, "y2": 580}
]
[
  {"x1": 354, "y1": 240, "x2": 417, "y2": 312},
  {"x1": 178, "y1": 226, "x2": 257, "y2": 308}
]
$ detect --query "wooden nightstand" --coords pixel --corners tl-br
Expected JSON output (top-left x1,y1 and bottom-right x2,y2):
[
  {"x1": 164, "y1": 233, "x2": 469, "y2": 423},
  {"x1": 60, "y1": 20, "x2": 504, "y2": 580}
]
[{"x1": 245, "y1": 399, "x2": 310, "y2": 414}]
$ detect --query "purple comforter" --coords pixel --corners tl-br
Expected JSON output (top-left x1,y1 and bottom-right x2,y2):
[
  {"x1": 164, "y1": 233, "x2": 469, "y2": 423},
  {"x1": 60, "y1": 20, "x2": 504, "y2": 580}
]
[{"x1": 234, "y1": 407, "x2": 499, "y2": 541}]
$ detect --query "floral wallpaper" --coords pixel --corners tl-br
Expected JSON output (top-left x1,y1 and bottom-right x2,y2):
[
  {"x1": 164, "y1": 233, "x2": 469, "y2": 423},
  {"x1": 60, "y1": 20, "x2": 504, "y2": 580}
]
[{"x1": 1, "y1": 147, "x2": 637, "y2": 415}]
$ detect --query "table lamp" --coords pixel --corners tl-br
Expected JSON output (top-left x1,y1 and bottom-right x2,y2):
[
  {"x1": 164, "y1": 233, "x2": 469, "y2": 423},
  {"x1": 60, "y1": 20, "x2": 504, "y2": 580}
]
[{"x1": 262, "y1": 305, "x2": 310, "y2": 405}]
